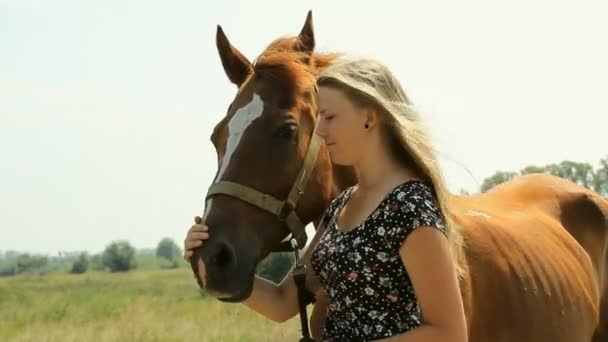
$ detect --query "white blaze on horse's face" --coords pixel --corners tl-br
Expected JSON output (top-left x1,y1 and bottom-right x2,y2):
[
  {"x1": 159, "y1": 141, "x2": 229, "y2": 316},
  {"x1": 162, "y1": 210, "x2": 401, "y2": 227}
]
[
  {"x1": 214, "y1": 93, "x2": 265, "y2": 183},
  {"x1": 204, "y1": 93, "x2": 266, "y2": 222}
]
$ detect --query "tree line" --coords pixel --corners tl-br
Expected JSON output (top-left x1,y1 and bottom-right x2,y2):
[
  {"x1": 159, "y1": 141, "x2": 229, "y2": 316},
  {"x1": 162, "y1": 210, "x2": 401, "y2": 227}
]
[
  {"x1": 0, "y1": 237, "x2": 183, "y2": 276},
  {"x1": 0, "y1": 237, "x2": 290, "y2": 283},
  {"x1": 474, "y1": 156, "x2": 608, "y2": 196}
]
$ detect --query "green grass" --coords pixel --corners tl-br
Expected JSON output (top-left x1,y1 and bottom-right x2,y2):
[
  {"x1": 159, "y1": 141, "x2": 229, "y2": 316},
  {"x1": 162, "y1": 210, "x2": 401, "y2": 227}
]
[{"x1": 0, "y1": 269, "x2": 305, "y2": 341}]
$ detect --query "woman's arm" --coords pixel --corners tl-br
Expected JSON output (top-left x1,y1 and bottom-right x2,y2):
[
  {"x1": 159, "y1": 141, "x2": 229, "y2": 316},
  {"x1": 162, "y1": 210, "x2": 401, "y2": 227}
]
[
  {"x1": 242, "y1": 219, "x2": 327, "y2": 322},
  {"x1": 375, "y1": 227, "x2": 467, "y2": 342},
  {"x1": 241, "y1": 273, "x2": 297, "y2": 322}
]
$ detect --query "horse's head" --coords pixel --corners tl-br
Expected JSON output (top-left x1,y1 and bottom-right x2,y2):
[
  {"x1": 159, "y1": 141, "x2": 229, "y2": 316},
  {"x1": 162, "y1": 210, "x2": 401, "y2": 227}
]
[{"x1": 192, "y1": 11, "x2": 338, "y2": 302}]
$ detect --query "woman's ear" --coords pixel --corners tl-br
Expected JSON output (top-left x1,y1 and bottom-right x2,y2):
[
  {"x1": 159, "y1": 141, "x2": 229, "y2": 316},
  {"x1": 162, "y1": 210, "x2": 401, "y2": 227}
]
[{"x1": 365, "y1": 107, "x2": 379, "y2": 129}]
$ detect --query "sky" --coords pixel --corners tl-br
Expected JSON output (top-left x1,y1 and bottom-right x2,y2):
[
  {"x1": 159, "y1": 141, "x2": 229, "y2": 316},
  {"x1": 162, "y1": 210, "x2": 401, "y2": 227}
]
[{"x1": 1, "y1": 0, "x2": 607, "y2": 255}]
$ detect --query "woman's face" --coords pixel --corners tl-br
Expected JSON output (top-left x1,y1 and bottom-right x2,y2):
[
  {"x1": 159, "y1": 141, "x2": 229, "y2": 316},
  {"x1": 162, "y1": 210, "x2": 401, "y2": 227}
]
[{"x1": 315, "y1": 86, "x2": 369, "y2": 166}]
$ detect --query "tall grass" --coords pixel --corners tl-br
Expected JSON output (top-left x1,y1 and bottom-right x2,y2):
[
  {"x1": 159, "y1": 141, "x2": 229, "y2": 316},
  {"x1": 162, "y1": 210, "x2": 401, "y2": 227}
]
[{"x1": 0, "y1": 269, "x2": 306, "y2": 341}]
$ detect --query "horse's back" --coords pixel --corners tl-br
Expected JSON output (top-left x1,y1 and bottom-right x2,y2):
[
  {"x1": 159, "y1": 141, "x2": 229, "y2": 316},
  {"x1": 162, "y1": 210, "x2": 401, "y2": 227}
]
[{"x1": 451, "y1": 173, "x2": 608, "y2": 341}]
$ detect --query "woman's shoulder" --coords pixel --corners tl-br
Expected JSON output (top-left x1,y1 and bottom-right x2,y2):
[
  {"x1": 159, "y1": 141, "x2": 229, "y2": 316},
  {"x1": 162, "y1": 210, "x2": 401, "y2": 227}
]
[
  {"x1": 378, "y1": 179, "x2": 447, "y2": 247},
  {"x1": 389, "y1": 179, "x2": 442, "y2": 218},
  {"x1": 392, "y1": 179, "x2": 436, "y2": 204}
]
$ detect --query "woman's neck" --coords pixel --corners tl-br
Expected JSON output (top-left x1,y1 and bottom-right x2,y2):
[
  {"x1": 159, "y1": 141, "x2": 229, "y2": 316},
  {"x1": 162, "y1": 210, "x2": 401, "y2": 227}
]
[{"x1": 353, "y1": 139, "x2": 418, "y2": 193}]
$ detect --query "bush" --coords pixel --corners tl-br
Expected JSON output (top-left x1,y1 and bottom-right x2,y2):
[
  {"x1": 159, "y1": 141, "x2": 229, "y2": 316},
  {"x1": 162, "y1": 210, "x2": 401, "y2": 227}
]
[
  {"x1": 70, "y1": 253, "x2": 89, "y2": 274},
  {"x1": 102, "y1": 241, "x2": 137, "y2": 272},
  {"x1": 15, "y1": 253, "x2": 49, "y2": 274},
  {"x1": 0, "y1": 263, "x2": 17, "y2": 277},
  {"x1": 156, "y1": 238, "x2": 181, "y2": 262}
]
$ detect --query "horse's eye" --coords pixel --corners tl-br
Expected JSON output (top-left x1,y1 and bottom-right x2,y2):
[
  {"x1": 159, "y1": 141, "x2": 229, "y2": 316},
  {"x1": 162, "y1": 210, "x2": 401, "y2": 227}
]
[{"x1": 273, "y1": 123, "x2": 298, "y2": 140}]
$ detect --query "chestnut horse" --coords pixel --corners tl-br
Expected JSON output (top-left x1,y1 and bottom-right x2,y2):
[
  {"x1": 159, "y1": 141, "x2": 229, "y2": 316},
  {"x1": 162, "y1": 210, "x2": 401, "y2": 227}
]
[{"x1": 191, "y1": 11, "x2": 608, "y2": 342}]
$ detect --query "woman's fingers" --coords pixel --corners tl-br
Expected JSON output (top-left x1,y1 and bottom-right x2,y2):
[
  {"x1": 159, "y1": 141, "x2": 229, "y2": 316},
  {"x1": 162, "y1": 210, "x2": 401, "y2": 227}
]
[
  {"x1": 185, "y1": 239, "x2": 203, "y2": 250},
  {"x1": 183, "y1": 217, "x2": 208, "y2": 262},
  {"x1": 189, "y1": 224, "x2": 208, "y2": 233},
  {"x1": 189, "y1": 232, "x2": 209, "y2": 240}
]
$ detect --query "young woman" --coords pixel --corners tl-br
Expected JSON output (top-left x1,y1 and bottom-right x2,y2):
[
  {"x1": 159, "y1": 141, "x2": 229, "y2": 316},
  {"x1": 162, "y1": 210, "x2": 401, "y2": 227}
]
[{"x1": 184, "y1": 57, "x2": 467, "y2": 342}]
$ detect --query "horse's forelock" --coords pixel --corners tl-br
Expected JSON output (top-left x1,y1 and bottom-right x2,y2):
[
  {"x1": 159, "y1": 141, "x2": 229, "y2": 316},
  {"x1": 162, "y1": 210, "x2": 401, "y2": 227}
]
[{"x1": 251, "y1": 37, "x2": 339, "y2": 100}]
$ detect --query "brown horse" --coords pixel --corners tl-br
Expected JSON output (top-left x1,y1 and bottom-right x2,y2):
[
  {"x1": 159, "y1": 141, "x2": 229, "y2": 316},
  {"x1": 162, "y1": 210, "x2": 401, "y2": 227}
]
[{"x1": 192, "y1": 11, "x2": 608, "y2": 342}]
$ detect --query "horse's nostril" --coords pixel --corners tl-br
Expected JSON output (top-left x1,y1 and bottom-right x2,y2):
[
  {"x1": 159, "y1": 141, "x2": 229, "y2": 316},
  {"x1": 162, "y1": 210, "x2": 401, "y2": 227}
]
[
  {"x1": 211, "y1": 241, "x2": 235, "y2": 269},
  {"x1": 215, "y1": 246, "x2": 230, "y2": 267}
]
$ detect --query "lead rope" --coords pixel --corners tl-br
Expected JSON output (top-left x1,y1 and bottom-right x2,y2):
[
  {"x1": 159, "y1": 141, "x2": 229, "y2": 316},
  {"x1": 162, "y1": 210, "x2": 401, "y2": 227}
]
[
  {"x1": 290, "y1": 238, "x2": 316, "y2": 342},
  {"x1": 293, "y1": 84, "x2": 318, "y2": 341}
]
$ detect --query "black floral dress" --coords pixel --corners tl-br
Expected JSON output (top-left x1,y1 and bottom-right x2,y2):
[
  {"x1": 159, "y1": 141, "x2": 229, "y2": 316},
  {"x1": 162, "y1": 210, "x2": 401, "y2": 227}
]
[{"x1": 310, "y1": 179, "x2": 447, "y2": 342}]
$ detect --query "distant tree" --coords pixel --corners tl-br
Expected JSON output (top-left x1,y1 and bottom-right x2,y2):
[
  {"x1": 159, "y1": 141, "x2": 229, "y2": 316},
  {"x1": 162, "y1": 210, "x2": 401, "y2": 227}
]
[
  {"x1": 15, "y1": 253, "x2": 49, "y2": 274},
  {"x1": 480, "y1": 171, "x2": 518, "y2": 192},
  {"x1": 102, "y1": 241, "x2": 137, "y2": 272},
  {"x1": 458, "y1": 188, "x2": 472, "y2": 196},
  {"x1": 543, "y1": 161, "x2": 595, "y2": 188},
  {"x1": 0, "y1": 264, "x2": 16, "y2": 277},
  {"x1": 480, "y1": 156, "x2": 608, "y2": 195},
  {"x1": 70, "y1": 253, "x2": 89, "y2": 274},
  {"x1": 3, "y1": 251, "x2": 19, "y2": 261},
  {"x1": 594, "y1": 156, "x2": 608, "y2": 198},
  {"x1": 520, "y1": 165, "x2": 546, "y2": 175},
  {"x1": 156, "y1": 238, "x2": 181, "y2": 262}
]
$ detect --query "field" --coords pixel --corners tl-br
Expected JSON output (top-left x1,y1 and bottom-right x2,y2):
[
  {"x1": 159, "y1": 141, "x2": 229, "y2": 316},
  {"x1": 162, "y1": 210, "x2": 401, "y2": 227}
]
[{"x1": 0, "y1": 268, "x2": 306, "y2": 341}]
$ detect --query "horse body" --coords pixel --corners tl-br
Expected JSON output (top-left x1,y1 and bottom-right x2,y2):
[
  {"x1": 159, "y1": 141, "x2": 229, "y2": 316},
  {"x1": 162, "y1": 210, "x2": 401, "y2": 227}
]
[
  {"x1": 198, "y1": 11, "x2": 608, "y2": 341},
  {"x1": 451, "y1": 173, "x2": 607, "y2": 341},
  {"x1": 306, "y1": 172, "x2": 608, "y2": 341}
]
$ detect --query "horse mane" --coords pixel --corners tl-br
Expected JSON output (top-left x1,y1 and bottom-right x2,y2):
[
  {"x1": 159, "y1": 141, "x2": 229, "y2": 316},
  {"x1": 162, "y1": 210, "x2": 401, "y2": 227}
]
[{"x1": 252, "y1": 37, "x2": 340, "y2": 98}]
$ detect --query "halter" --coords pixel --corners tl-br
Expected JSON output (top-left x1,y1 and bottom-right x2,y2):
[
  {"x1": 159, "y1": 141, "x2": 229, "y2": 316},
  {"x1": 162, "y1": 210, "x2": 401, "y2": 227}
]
[{"x1": 205, "y1": 128, "x2": 322, "y2": 252}]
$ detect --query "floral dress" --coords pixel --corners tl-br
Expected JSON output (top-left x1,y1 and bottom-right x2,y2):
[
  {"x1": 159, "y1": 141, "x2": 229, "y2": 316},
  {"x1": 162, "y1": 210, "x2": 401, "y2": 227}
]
[{"x1": 310, "y1": 179, "x2": 446, "y2": 341}]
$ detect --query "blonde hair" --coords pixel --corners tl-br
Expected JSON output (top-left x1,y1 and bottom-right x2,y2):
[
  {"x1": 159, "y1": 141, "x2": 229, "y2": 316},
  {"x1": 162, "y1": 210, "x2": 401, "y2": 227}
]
[{"x1": 317, "y1": 57, "x2": 467, "y2": 278}]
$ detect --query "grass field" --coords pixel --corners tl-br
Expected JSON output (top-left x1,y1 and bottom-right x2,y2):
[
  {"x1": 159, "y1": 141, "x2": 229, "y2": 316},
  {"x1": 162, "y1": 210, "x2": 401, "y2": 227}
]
[{"x1": 0, "y1": 268, "x2": 306, "y2": 341}]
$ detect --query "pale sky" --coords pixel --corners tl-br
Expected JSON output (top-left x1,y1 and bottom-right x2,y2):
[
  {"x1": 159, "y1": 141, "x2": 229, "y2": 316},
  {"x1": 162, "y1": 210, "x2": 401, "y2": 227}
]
[{"x1": 1, "y1": 0, "x2": 606, "y2": 255}]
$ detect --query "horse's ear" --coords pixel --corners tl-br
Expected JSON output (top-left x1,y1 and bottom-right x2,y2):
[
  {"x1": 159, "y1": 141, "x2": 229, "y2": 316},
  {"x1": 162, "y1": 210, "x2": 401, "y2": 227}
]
[
  {"x1": 295, "y1": 10, "x2": 315, "y2": 53},
  {"x1": 216, "y1": 25, "x2": 252, "y2": 87}
]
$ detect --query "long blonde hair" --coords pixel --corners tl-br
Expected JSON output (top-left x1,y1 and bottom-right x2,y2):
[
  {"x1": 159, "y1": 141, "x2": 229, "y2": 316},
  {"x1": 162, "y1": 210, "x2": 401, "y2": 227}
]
[{"x1": 317, "y1": 57, "x2": 467, "y2": 278}]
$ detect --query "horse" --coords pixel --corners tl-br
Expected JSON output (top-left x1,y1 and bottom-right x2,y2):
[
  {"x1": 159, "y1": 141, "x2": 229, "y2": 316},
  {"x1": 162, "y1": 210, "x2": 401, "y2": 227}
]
[{"x1": 191, "y1": 11, "x2": 608, "y2": 341}]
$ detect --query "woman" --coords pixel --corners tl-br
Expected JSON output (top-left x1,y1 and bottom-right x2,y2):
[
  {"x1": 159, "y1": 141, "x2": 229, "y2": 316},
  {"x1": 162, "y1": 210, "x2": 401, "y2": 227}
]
[{"x1": 184, "y1": 57, "x2": 467, "y2": 342}]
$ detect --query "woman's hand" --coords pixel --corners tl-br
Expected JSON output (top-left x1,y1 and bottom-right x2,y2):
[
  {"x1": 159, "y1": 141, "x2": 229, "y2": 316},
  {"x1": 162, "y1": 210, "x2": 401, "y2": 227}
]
[{"x1": 183, "y1": 216, "x2": 209, "y2": 261}]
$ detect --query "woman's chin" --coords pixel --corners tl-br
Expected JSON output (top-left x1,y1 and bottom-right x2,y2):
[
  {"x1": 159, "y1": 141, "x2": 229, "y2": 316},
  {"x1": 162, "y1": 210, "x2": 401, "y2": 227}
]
[{"x1": 329, "y1": 157, "x2": 351, "y2": 166}]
